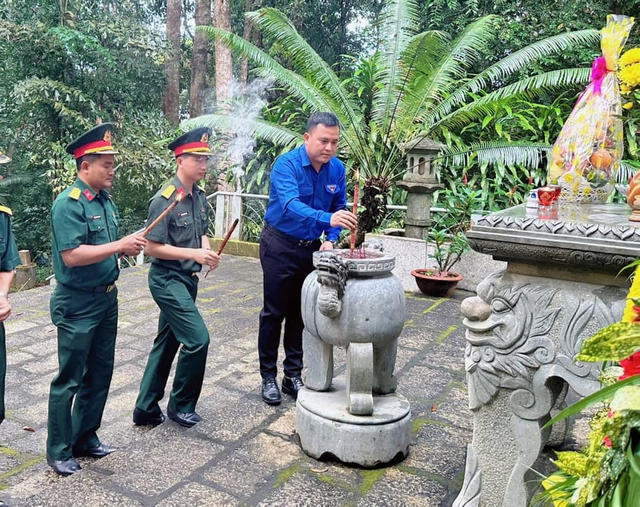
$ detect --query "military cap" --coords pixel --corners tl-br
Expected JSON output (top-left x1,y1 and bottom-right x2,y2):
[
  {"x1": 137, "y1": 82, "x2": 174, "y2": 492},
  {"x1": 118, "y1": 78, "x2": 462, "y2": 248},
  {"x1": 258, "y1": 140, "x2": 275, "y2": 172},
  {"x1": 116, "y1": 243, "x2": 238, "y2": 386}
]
[
  {"x1": 0, "y1": 151, "x2": 10, "y2": 164},
  {"x1": 66, "y1": 123, "x2": 119, "y2": 159},
  {"x1": 168, "y1": 127, "x2": 213, "y2": 157}
]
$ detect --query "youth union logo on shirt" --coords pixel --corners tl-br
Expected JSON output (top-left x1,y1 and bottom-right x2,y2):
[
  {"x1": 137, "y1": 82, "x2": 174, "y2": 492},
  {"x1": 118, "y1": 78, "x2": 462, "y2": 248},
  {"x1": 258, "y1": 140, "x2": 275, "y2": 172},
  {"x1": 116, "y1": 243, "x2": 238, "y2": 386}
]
[{"x1": 325, "y1": 184, "x2": 337, "y2": 194}]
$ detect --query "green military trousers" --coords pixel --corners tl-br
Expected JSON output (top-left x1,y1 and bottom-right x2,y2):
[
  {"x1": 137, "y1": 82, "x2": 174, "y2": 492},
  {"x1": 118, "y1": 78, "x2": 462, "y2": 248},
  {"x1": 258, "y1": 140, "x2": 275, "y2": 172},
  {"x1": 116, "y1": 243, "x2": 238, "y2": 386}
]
[
  {"x1": 47, "y1": 284, "x2": 118, "y2": 460},
  {"x1": 0, "y1": 323, "x2": 6, "y2": 424},
  {"x1": 135, "y1": 265, "x2": 210, "y2": 416}
]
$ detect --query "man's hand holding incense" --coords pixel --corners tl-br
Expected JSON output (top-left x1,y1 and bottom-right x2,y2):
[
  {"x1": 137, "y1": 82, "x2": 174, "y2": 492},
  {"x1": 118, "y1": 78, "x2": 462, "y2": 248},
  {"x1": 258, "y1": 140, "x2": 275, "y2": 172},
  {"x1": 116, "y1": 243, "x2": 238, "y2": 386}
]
[
  {"x1": 330, "y1": 210, "x2": 357, "y2": 229},
  {"x1": 118, "y1": 233, "x2": 147, "y2": 257},
  {"x1": 196, "y1": 248, "x2": 220, "y2": 270}
]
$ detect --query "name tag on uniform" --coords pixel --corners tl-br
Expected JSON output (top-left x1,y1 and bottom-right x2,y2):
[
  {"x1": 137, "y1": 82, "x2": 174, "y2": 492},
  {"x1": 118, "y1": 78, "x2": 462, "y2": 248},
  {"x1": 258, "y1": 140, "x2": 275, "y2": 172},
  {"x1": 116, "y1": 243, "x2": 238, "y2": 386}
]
[
  {"x1": 326, "y1": 184, "x2": 337, "y2": 194},
  {"x1": 178, "y1": 212, "x2": 189, "y2": 217},
  {"x1": 91, "y1": 215, "x2": 102, "y2": 220}
]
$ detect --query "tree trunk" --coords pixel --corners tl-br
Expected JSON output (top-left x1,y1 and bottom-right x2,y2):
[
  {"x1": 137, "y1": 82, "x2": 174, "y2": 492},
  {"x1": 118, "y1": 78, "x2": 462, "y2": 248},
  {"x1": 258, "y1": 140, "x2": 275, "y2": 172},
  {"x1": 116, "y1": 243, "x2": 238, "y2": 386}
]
[
  {"x1": 163, "y1": 0, "x2": 181, "y2": 124},
  {"x1": 240, "y1": 0, "x2": 255, "y2": 90},
  {"x1": 190, "y1": 0, "x2": 211, "y2": 117},
  {"x1": 214, "y1": 0, "x2": 233, "y2": 104}
]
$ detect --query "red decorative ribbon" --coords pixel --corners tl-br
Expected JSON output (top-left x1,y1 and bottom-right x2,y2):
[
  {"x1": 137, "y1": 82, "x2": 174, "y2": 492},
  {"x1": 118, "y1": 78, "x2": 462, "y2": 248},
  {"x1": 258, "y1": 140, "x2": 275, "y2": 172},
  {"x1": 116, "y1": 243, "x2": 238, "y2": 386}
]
[{"x1": 590, "y1": 56, "x2": 610, "y2": 95}]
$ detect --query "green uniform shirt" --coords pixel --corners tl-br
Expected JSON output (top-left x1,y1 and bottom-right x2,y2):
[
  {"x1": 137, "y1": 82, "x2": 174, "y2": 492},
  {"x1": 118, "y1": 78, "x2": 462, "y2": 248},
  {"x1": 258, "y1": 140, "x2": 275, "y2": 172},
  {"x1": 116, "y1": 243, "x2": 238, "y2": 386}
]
[
  {"x1": 51, "y1": 179, "x2": 120, "y2": 288},
  {"x1": 0, "y1": 206, "x2": 21, "y2": 272},
  {"x1": 147, "y1": 176, "x2": 209, "y2": 273}
]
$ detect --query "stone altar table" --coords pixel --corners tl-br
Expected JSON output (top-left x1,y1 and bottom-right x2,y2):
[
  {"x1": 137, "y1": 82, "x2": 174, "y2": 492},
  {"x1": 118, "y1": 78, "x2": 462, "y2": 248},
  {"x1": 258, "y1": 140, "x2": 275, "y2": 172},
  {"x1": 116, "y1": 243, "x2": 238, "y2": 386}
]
[{"x1": 453, "y1": 203, "x2": 640, "y2": 507}]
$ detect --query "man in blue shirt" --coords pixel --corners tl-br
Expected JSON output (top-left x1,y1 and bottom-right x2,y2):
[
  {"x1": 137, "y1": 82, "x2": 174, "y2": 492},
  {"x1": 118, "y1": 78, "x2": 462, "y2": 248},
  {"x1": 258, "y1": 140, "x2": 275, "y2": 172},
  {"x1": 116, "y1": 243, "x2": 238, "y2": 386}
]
[{"x1": 259, "y1": 112, "x2": 357, "y2": 405}]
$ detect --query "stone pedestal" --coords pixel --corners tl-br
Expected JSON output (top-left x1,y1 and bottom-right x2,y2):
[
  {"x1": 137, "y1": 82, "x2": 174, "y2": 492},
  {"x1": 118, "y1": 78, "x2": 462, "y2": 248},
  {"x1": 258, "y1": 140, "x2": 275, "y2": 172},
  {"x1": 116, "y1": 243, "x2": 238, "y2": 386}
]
[
  {"x1": 296, "y1": 379, "x2": 411, "y2": 467},
  {"x1": 298, "y1": 250, "x2": 409, "y2": 467},
  {"x1": 453, "y1": 203, "x2": 640, "y2": 507}
]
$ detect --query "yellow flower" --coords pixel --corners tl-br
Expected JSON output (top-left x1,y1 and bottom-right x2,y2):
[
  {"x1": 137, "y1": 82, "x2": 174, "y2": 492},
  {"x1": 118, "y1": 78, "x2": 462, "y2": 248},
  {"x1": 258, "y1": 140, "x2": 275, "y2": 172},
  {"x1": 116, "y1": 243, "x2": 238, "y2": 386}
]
[
  {"x1": 583, "y1": 187, "x2": 592, "y2": 194},
  {"x1": 564, "y1": 173, "x2": 574, "y2": 183},
  {"x1": 623, "y1": 102, "x2": 634, "y2": 110},
  {"x1": 619, "y1": 63, "x2": 640, "y2": 88},
  {"x1": 620, "y1": 48, "x2": 640, "y2": 67},
  {"x1": 622, "y1": 266, "x2": 640, "y2": 322},
  {"x1": 620, "y1": 83, "x2": 632, "y2": 95}
]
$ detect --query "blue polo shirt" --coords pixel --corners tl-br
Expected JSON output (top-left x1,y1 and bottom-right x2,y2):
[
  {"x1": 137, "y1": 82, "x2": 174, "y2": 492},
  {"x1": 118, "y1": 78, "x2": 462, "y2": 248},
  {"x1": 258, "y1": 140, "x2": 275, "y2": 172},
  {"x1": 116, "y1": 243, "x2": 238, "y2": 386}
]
[{"x1": 264, "y1": 144, "x2": 347, "y2": 242}]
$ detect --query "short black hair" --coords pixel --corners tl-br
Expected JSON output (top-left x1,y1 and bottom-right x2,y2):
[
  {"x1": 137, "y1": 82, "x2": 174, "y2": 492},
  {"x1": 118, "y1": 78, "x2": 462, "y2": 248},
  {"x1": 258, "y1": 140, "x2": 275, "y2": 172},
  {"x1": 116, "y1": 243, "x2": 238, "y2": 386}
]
[
  {"x1": 307, "y1": 112, "x2": 340, "y2": 133},
  {"x1": 76, "y1": 153, "x2": 100, "y2": 171}
]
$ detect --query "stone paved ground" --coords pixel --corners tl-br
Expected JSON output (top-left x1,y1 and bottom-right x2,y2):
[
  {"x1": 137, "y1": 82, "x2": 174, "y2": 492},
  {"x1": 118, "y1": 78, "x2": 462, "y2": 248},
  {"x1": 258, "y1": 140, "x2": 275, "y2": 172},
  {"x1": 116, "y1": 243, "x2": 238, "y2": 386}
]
[{"x1": 0, "y1": 255, "x2": 472, "y2": 506}]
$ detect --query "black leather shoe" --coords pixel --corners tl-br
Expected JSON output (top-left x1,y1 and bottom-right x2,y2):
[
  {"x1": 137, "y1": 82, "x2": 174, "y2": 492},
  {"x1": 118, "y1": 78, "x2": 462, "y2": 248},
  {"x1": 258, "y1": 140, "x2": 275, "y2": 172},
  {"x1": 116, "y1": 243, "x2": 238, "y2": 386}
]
[
  {"x1": 167, "y1": 404, "x2": 201, "y2": 428},
  {"x1": 261, "y1": 377, "x2": 282, "y2": 405},
  {"x1": 133, "y1": 408, "x2": 166, "y2": 427},
  {"x1": 46, "y1": 454, "x2": 81, "y2": 476},
  {"x1": 72, "y1": 442, "x2": 117, "y2": 458},
  {"x1": 282, "y1": 376, "x2": 304, "y2": 400}
]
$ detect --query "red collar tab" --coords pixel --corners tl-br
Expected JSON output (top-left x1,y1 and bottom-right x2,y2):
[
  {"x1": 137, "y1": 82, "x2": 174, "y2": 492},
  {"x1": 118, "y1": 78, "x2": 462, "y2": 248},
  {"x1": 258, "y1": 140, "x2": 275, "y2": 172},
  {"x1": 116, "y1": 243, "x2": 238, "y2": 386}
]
[{"x1": 83, "y1": 188, "x2": 95, "y2": 201}]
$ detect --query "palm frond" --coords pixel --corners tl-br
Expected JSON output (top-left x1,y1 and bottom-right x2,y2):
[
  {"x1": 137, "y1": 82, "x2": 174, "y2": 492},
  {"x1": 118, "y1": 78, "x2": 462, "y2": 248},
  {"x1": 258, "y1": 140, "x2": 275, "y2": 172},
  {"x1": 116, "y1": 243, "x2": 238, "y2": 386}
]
[
  {"x1": 198, "y1": 27, "x2": 332, "y2": 111},
  {"x1": 371, "y1": 0, "x2": 421, "y2": 130},
  {"x1": 186, "y1": 114, "x2": 300, "y2": 148},
  {"x1": 430, "y1": 29, "x2": 600, "y2": 124},
  {"x1": 470, "y1": 30, "x2": 600, "y2": 94},
  {"x1": 432, "y1": 68, "x2": 591, "y2": 131},
  {"x1": 439, "y1": 140, "x2": 551, "y2": 169},
  {"x1": 245, "y1": 9, "x2": 364, "y2": 135},
  {"x1": 619, "y1": 160, "x2": 639, "y2": 184},
  {"x1": 198, "y1": 24, "x2": 370, "y2": 172},
  {"x1": 401, "y1": 15, "x2": 499, "y2": 131}
]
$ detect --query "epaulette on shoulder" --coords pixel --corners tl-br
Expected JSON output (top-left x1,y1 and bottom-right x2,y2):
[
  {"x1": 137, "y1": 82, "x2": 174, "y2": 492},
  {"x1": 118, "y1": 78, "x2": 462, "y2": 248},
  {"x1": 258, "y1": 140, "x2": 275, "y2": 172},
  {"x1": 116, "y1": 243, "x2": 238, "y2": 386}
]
[
  {"x1": 0, "y1": 205, "x2": 12, "y2": 216},
  {"x1": 69, "y1": 187, "x2": 81, "y2": 200},
  {"x1": 161, "y1": 184, "x2": 176, "y2": 199}
]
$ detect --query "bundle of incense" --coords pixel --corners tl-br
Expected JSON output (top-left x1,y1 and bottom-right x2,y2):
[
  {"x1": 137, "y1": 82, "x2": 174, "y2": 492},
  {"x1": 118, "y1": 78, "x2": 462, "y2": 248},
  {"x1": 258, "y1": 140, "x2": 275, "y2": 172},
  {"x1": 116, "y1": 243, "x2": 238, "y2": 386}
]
[
  {"x1": 350, "y1": 172, "x2": 360, "y2": 258},
  {"x1": 204, "y1": 218, "x2": 239, "y2": 278}
]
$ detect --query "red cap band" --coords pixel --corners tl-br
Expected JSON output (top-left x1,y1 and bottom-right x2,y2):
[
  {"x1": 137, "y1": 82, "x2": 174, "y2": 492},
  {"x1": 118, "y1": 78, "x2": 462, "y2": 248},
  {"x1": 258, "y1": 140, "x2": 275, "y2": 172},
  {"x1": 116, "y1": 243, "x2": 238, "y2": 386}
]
[
  {"x1": 173, "y1": 141, "x2": 210, "y2": 156},
  {"x1": 73, "y1": 140, "x2": 114, "y2": 159}
]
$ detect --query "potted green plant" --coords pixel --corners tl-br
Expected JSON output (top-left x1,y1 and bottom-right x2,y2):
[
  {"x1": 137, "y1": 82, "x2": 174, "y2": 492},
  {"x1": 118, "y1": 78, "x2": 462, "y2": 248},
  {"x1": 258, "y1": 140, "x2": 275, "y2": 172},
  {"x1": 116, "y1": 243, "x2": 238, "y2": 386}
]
[{"x1": 411, "y1": 186, "x2": 481, "y2": 297}]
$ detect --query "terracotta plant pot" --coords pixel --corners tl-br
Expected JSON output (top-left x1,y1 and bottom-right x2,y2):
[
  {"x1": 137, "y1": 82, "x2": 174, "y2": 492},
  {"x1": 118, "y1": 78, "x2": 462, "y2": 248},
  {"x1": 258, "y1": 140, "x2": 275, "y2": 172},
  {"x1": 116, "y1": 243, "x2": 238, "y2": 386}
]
[{"x1": 411, "y1": 269, "x2": 463, "y2": 297}]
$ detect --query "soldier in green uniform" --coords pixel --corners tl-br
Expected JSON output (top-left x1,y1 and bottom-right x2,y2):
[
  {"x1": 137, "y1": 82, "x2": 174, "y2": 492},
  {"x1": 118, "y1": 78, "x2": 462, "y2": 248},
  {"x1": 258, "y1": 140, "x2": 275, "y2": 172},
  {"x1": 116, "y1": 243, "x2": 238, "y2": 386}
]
[
  {"x1": 133, "y1": 127, "x2": 219, "y2": 428},
  {"x1": 0, "y1": 150, "x2": 21, "y2": 426},
  {"x1": 46, "y1": 124, "x2": 147, "y2": 476}
]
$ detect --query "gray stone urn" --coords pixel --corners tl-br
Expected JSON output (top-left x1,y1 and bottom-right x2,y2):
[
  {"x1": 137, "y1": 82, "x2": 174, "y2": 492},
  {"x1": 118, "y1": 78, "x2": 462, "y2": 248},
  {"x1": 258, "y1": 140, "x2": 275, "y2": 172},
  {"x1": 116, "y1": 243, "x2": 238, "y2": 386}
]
[{"x1": 296, "y1": 249, "x2": 411, "y2": 467}]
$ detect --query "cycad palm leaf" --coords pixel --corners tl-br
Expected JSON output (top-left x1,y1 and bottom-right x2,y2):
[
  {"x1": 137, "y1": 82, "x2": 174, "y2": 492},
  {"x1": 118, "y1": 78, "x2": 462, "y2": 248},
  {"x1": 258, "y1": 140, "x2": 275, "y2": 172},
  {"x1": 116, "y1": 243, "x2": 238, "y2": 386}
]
[
  {"x1": 245, "y1": 8, "x2": 364, "y2": 137},
  {"x1": 187, "y1": 114, "x2": 300, "y2": 148},
  {"x1": 372, "y1": 0, "x2": 420, "y2": 132},
  {"x1": 400, "y1": 15, "x2": 499, "y2": 133},
  {"x1": 429, "y1": 29, "x2": 601, "y2": 126},
  {"x1": 440, "y1": 140, "x2": 552, "y2": 168},
  {"x1": 436, "y1": 68, "x2": 591, "y2": 132}
]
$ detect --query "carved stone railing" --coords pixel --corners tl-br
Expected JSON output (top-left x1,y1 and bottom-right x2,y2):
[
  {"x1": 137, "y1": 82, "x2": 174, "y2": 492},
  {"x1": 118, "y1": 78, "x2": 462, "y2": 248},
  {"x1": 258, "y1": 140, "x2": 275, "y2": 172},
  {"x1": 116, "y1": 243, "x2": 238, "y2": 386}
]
[{"x1": 453, "y1": 203, "x2": 640, "y2": 507}]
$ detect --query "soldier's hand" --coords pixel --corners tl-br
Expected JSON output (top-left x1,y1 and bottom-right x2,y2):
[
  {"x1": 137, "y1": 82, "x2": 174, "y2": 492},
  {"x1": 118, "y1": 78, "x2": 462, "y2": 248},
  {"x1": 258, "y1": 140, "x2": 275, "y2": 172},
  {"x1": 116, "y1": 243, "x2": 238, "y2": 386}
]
[
  {"x1": 0, "y1": 297, "x2": 11, "y2": 323},
  {"x1": 118, "y1": 234, "x2": 147, "y2": 257},
  {"x1": 319, "y1": 241, "x2": 334, "y2": 251},
  {"x1": 330, "y1": 210, "x2": 357, "y2": 230},
  {"x1": 196, "y1": 248, "x2": 220, "y2": 270}
]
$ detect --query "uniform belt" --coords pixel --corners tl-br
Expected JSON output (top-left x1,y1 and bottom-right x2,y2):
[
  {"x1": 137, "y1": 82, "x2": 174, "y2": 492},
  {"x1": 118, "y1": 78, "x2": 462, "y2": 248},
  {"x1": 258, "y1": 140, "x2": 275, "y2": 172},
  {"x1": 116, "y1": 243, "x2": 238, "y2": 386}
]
[
  {"x1": 264, "y1": 224, "x2": 317, "y2": 247},
  {"x1": 75, "y1": 283, "x2": 116, "y2": 293}
]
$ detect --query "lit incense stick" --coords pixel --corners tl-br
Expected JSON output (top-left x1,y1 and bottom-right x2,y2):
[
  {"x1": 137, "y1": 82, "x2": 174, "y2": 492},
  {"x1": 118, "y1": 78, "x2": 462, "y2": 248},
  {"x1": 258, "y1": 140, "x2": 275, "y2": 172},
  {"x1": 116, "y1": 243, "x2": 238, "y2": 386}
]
[
  {"x1": 350, "y1": 170, "x2": 360, "y2": 257},
  {"x1": 204, "y1": 218, "x2": 239, "y2": 278}
]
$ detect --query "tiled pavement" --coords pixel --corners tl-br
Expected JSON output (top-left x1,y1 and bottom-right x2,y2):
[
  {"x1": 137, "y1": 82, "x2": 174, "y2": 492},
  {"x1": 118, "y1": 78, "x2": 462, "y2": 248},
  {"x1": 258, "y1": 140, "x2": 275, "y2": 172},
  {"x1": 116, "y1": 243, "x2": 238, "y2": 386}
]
[{"x1": 0, "y1": 255, "x2": 472, "y2": 506}]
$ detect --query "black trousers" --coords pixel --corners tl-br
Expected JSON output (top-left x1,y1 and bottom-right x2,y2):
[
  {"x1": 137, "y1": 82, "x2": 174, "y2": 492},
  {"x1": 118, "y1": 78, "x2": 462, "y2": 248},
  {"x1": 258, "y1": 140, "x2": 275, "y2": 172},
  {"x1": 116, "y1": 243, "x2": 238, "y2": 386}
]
[{"x1": 258, "y1": 226, "x2": 319, "y2": 379}]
